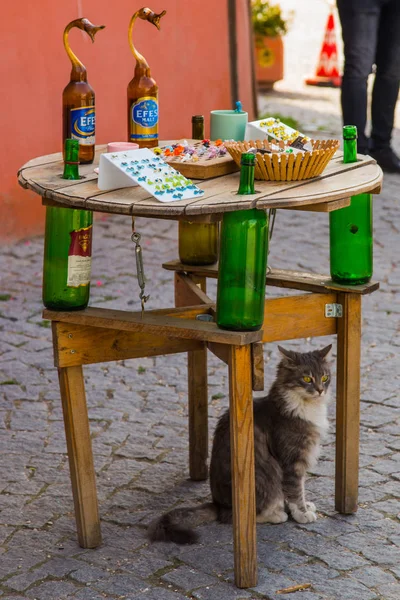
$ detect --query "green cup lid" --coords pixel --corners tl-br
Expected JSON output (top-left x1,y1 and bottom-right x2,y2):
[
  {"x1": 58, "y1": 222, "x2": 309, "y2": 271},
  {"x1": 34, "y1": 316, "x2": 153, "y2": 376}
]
[
  {"x1": 240, "y1": 152, "x2": 256, "y2": 165},
  {"x1": 343, "y1": 125, "x2": 357, "y2": 139}
]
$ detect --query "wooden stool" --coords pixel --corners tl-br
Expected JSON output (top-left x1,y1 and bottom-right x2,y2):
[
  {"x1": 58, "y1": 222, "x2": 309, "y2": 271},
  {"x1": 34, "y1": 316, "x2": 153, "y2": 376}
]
[{"x1": 44, "y1": 266, "x2": 378, "y2": 589}]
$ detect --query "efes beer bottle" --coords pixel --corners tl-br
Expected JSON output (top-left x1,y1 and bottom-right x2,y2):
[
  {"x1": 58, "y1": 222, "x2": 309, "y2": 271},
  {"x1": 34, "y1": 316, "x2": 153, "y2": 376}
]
[
  {"x1": 62, "y1": 18, "x2": 105, "y2": 164},
  {"x1": 127, "y1": 7, "x2": 166, "y2": 148}
]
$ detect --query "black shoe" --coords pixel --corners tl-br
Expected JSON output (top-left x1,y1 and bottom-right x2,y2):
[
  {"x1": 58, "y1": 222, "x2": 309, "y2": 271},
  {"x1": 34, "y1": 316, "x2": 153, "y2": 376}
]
[{"x1": 369, "y1": 147, "x2": 400, "y2": 173}]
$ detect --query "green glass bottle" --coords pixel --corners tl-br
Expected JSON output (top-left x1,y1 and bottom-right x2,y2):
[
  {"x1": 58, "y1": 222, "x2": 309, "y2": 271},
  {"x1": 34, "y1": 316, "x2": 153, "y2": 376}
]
[
  {"x1": 329, "y1": 125, "x2": 373, "y2": 285},
  {"x1": 42, "y1": 139, "x2": 93, "y2": 310},
  {"x1": 178, "y1": 115, "x2": 219, "y2": 265},
  {"x1": 216, "y1": 153, "x2": 268, "y2": 331}
]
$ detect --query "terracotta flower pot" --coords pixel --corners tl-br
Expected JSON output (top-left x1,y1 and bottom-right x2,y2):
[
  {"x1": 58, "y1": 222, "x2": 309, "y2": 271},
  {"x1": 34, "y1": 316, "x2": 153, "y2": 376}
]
[{"x1": 254, "y1": 35, "x2": 284, "y2": 90}]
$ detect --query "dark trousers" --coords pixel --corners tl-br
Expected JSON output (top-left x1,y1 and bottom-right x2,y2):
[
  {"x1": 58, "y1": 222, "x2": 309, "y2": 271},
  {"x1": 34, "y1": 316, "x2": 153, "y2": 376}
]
[{"x1": 337, "y1": 0, "x2": 400, "y2": 153}]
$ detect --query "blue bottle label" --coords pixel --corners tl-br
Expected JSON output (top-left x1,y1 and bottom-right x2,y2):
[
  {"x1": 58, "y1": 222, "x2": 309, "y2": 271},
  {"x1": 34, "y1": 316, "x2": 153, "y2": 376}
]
[
  {"x1": 130, "y1": 97, "x2": 158, "y2": 141},
  {"x1": 70, "y1": 106, "x2": 95, "y2": 146}
]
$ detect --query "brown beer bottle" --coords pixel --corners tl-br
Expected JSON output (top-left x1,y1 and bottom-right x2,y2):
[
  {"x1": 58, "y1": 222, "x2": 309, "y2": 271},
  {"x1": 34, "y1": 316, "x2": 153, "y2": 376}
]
[
  {"x1": 127, "y1": 7, "x2": 166, "y2": 148},
  {"x1": 62, "y1": 18, "x2": 105, "y2": 164}
]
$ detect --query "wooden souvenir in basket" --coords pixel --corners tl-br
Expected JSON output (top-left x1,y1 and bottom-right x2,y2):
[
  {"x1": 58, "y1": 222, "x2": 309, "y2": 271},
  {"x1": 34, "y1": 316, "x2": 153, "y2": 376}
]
[{"x1": 225, "y1": 139, "x2": 340, "y2": 181}]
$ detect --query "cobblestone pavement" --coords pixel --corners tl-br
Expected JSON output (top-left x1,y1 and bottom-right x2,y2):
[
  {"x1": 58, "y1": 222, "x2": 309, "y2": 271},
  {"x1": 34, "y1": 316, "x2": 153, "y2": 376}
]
[{"x1": 1, "y1": 3, "x2": 400, "y2": 599}]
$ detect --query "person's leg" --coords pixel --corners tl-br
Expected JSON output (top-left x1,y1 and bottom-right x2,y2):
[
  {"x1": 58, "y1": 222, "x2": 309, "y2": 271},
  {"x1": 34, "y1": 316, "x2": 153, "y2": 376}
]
[
  {"x1": 337, "y1": 0, "x2": 380, "y2": 153},
  {"x1": 370, "y1": 0, "x2": 400, "y2": 157}
]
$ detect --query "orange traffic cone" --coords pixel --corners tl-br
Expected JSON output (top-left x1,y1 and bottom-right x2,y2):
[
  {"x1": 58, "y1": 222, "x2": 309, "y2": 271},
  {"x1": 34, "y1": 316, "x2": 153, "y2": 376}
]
[{"x1": 305, "y1": 11, "x2": 342, "y2": 88}]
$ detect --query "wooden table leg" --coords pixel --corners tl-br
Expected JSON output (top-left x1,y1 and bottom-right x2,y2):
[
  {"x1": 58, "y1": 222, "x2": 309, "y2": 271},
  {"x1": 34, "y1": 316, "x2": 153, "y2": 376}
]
[
  {"x1": 58, "y1": 365, "x2": 102, "y2": 548},
  {"x1": 335, "y1": 293, "x2": 361, "y2": 514},
  {"x1": 188, "y1": 348, "x2": 208, "y2": 480},
  {"x1": 175, "y1": 272, "x2": 209, "y2": 480},
  {"x1": 229, "y1": 345, "x2": 257, "y2": 588}
]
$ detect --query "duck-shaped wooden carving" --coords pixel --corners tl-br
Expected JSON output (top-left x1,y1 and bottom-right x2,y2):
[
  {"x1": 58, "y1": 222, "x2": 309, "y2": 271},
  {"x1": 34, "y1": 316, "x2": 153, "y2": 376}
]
[
  {"x1": 127, "y1": 7, "x2": 166, "y2": 148},
  {"x1": 62, "y1": 18, "x2": 105, "y2": 164}
]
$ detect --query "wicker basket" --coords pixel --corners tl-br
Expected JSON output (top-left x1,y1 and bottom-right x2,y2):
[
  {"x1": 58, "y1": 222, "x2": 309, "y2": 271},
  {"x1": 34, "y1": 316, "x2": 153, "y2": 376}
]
[{"x1": 225, "y1": 139, "x2": 340, "y2": 181}]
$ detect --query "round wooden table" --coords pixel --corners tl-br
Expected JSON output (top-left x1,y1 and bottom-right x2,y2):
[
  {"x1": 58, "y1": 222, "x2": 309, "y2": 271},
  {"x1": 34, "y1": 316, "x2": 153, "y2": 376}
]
[{"x1": 18, "y1": 145, "x2": 382, "y2": 589}]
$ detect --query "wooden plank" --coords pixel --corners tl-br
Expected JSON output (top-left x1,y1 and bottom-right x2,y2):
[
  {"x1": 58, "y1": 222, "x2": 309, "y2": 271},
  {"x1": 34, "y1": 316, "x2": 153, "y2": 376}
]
[
  {"x1": 44, "y1": 306, "x2": 262, "y2": 345},
  {"x1": 19, "y1": 145, "x2": 382, "y2": 218},
  {"x1": 18, "y1": 146, "x2": 106, "y2": 197},
  {"x1": 163, "y1": 261, "x2": 380, "y2": 296},
  {"x1": 283, "y1": 197, "x2": 351, "y2": 212},
  {"x1": 262, "y1": 293, "x2": 338, "y2": 342},
  {"x1": 251, "y1": 342, "x2": 264, "y2": 391},
  {"x1": 207, "y1": 341, "x2": 230, "y2": 364},
  {"x1": 52, "y1": 322, "x2": 203, "y2": 367},
  {"x1": 58, "y1": 364, "x2": 101, "y2": 548},
  {"x1": 174, "y1": 272, "x2": 212, "y2": 307},
  {"x1": 18, "y1": 145, "x2": 106, "y2": 172},
  {"x1": 229, "y1": 345, "x2": 257, "y2": 588},
  {"x1": 335, "y1": 293, "x2": 361, "y2": 514},
  {"x1": 183, "y1": 155, "x2": 381, "y2": 216},
  {"x1": 255, "y1": 163, "x2": 382, "y2": 211}
]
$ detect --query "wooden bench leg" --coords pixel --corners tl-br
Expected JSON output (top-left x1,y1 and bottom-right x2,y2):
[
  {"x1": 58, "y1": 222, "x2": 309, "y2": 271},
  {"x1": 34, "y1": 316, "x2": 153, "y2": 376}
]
[
  {"x1": 229, "y1": 345, "x2": 257, "y2": 588},
  {"x1": 58, "y1": 365, "x2": 102, "y2": 548},
  {"x1": 174, "y1": 272, "x2": 209, "y2": 481},
  {"x1": 188, "y1": 348, "x2": 209, "y2": 480},
  {"x1": 335, "y1": 293, "x2": 361, "y2": 514}
]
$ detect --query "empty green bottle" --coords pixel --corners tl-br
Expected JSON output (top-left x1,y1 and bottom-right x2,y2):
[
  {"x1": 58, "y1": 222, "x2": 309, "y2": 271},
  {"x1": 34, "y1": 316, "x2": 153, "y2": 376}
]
[
  {"x1": 216, "y1": 153, "x2": 268, "y2": 331},
  {"x1": 42, "y1": 139, "x2": 93, "y2": 310},
  {"x1": 178, "y1": 115, "x2": 219, "y2": 265},
  {"x1": 329, "y1": 125, "x2": 373, "y2": 285}
]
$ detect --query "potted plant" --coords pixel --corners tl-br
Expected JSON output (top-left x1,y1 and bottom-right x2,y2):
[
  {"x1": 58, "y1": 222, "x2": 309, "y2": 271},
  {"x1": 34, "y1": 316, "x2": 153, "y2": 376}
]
[{"x1": 251, "y1": 0, "x2": 290, "y2": 90}]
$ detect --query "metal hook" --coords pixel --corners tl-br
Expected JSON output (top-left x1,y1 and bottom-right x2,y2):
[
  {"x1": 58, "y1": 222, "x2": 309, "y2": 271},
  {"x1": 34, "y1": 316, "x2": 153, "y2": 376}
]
[{"x1": 131, "y1": 230, "x2": 149, "y2": 317}]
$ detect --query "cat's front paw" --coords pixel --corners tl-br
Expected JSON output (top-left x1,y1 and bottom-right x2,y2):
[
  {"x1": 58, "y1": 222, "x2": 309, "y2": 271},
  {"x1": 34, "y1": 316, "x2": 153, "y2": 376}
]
[
  {"x1": 293, "y1": 510, "x2": 317, "y2": 523},
  {"x1": 288, "y1": 503, "x2": 318, "y2": 524},
  {"x1": 306, "y1": 501, "x2": 316, "y2": 512}
]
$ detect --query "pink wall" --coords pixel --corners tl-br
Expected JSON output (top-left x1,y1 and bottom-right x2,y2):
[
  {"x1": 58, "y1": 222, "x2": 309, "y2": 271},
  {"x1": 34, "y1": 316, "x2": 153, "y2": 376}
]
[{"x1": 1, "y1": 1, "x2": 255, "y2": 243}]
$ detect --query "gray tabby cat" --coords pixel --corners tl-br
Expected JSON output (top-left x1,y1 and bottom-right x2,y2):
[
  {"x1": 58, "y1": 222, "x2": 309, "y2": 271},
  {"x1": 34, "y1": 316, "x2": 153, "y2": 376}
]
[{"x1": 148, "y1": 344, "x2": 332, "y2": 544}]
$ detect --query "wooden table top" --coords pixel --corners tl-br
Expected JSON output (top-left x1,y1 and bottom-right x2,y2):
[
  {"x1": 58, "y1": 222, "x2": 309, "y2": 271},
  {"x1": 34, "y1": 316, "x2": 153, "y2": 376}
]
[{"x1": 18, "y1": 143, "x2": 383, "y2": 220}]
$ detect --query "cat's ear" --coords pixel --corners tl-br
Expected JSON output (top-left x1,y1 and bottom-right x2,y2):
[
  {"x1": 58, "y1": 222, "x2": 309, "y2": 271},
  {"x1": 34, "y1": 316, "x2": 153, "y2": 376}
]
[
  {"x1": 319, "y1": 344, "x2": 332, "y2": 359},
  {"x1": 278, "y1": 345, "x2": 297, "y2": 363}
]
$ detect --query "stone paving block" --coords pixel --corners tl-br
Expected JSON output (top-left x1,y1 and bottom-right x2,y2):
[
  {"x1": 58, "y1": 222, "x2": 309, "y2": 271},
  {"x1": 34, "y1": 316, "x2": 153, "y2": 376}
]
[
  {"x1": 92, "y1": 573, "x2": 148, "y2": 596},
  {"x1": 313, "y1": 577, "x2": 378, "y2": 600},
  {"x1": 161, "y1": 566, "x2": 217, "y2": 591},
  {"x1": 73, "y1": 589, "x2": 113, "y2": 600},
  {"x1": 276, "y1": 593, "x2": 323, "y2": 600},
  {"x1": 350, "y1": 565, "x2": 397, "y2": 588},
  {"x1": 375, "y1": 582, "x2": 400, "y2": 600},
  {"x1": 4, "y1": 557, "x2": 84, "y2": 592},
  {"x1": 25, "y1": 580, "x2": 79, "y2": 599},
  {"x1": 174, "y1": 544, "x2": 235, "y2": 576},
  {"x1": 191, "y1": 582, "x2": 252, "y2": 599},
  {"x1": 285, "y1": 563, "x2": 339, "y2": 588},
  {"x1": 117, "y1": 553, "x2": 174, "y2": 579},
  {"x1": 69, "y1": 564, "x2": 112, "y2": 584},
  {"x1": 250, "y1": 570, "x2": 300, "y2": 599},
  {"x1": 361, "y1": 404, "x2": 400, "y2": 428},
  {"x1": 256, "y1": 547, "x2": 306, "y2": 570},
  {"x1": 372, "y1": 499, "x2": 400, "y2": 515},
  {"x1": 297, "y1": 515, "x2": 358, "y2": 538},
  {"x1": 133, "y1": 589, "x2": 189, "y2": 600},
  {"x1": 360, "y1": 544, "x2": 400, "y2": 565}
]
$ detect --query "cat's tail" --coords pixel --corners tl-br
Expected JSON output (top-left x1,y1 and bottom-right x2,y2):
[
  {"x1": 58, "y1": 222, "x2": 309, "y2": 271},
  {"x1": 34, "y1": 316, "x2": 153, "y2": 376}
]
[{"x1": 147, "y1": 502, "x2": 218, "y2": 544}]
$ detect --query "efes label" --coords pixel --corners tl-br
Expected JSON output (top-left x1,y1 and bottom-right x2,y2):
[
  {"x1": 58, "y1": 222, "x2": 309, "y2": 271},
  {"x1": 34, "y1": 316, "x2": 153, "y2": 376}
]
[
  {"x1": 70, "y1": 106, "x2": 95, "y2": 146},
  {"x1": 130, "y1": 96, "x2": 158, "y2": 141}
]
